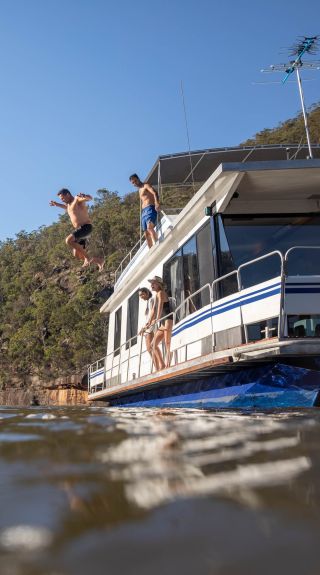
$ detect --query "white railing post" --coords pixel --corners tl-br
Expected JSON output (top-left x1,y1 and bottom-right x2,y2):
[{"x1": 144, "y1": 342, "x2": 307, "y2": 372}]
[
  {"x1": 126, "y1": 339, "x2": 131, "y2": 382},
  {"x1": 137, "y1": 334, "x2": 144, "y2": 378}
]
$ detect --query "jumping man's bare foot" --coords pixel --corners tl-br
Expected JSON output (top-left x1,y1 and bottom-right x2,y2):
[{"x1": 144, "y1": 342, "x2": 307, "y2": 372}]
[
  {"x1": 90, "y1": 257, "x2": 105, "y2": 272},
  {"x1": 81, "y1": 259, "x2": 91, "y2": 269}
]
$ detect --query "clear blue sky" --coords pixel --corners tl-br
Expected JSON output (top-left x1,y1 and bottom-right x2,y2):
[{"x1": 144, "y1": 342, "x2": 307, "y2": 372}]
[{"x1": 0, "y1": 0, "x2": 319, "y2": 241}]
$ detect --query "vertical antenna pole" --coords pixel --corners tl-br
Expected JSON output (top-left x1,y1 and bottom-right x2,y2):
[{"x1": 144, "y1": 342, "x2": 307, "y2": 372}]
[
  {"x1": 295, "y1": 66, "x2": 313, "y2": 158},
  {"x1": 157, "y1": 159, "x2": 163, "y2": 240},
  {"x1": 181, "y1": 81, "x2": 195, "y2": 192}
]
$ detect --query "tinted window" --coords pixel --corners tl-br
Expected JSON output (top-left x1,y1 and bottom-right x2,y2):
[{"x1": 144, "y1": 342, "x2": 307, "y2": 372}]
[
  {"x1": 126, "y1": 291, "x2": 139, "y2": 348},
  {"x1": 164, "y1": 222, "x2": 216, "y2": 319},
  {"x1": 114, "y1": 307, "x2": 122, "y2": 356},
  {"x1": 197, "y1": 221, "x2": 215, "y2": 306},
  {"x1": 288, "y1": 315, "x2": 320, "y2": 337},
  {"x1": 163, "y1": 249, "x2": 184, "y2": 320},
  {"x1": 222, "y1": 214, "x2": 320, "y2": 283},
  {"x1": 182, "y1": 236, "x2": 200, "y2": 315},
  {"x1": 217, "y1": 216, "x2": 238, "y2": 297}
]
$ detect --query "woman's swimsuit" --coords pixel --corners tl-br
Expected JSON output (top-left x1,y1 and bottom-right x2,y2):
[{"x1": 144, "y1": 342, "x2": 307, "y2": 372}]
[{"x1": 160, "y1": 300, "x2": 173, "y2": 324}]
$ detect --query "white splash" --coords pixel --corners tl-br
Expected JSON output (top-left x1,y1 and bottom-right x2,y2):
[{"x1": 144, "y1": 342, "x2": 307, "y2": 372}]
[{"x1": 0, "y1": 525, "x2": 53, "y2": 552}]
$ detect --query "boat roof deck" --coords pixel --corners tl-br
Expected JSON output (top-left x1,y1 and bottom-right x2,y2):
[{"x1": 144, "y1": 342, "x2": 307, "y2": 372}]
[{"x1": 147, "y1": 144, "x2": 320, "y2": 185}]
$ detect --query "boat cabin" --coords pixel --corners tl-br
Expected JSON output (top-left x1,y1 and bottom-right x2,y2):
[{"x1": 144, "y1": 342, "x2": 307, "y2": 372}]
[{"x1": 88, "y1": 144, "x2": 320, "y2": 405}]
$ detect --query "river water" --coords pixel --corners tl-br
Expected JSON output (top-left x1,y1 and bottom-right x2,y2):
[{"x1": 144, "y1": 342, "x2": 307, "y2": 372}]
[{"x1": 0, "y1": 406, "x2": 319, "y2": 575}]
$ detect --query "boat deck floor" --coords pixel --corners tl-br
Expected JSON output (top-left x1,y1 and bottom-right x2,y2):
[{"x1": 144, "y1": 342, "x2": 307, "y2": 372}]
[{"x1": 88, "y1": 337, "x2": 320, "y2": 401}]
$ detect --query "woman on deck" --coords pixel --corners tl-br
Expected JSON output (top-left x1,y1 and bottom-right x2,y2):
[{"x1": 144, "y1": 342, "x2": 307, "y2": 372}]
[
  {"x1": 148, "y1": 276, "x2": 174, "y2": 370},
  {"x1": 138, "y1": 287, "x2": 156, "y2": 360}
]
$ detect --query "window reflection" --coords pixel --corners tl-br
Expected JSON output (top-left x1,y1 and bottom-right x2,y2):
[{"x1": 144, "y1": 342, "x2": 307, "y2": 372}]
[
  {"x1": 114, "y1": 307, "x2": 122, "y2": 356},
  {"x1": 126, "y1": 291, "x2": 139, "y2": 348},
  {"x1": 217, "y1": 216, "x2": 238, "y2": 297},
  {"x1": 163, "y1": 249, "x2": 184, "y2": 320},
  {"x1": 163, "y1": 221, "x2": 215, "y2": 321},
  {"x1": 182, "y1": 237, "x2": 200, "y2": 316},
  {"x1": 221, "y1": 214, "x2": 320, "y2": 287},
  {"x1": 197, "y1": 223, "x2": 215, "y2": 306}
]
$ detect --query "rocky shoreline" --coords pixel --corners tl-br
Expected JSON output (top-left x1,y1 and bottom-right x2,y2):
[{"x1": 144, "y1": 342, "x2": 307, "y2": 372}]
[{"x1": 0, "y1": 373, "x2": 88, "y2": 406}]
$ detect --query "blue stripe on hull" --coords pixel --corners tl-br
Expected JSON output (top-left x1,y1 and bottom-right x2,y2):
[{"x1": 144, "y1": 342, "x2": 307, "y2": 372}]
[
  {"x1": 109, "y1": 362, "x2": 320, "y2": 409},
  {"x1": 172, "y1": 284, "x2": 281, "y2": 336}
]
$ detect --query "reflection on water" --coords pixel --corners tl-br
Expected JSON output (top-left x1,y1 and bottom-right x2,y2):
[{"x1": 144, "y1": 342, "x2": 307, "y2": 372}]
[{"x1": 0, "y1": 405, "x2": 320, "y2": 574}]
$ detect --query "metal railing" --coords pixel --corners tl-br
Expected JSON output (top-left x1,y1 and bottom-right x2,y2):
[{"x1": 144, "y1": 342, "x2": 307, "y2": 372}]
[
  {"x1": 89, "y1": 245, "x2": 320, "y2": 394},
  {"x1": 113, "y1": 211, "x2": 174, "y2": 285},
  {"x1": 114, "y1": 237, "x2": 145, "y2": 285}
]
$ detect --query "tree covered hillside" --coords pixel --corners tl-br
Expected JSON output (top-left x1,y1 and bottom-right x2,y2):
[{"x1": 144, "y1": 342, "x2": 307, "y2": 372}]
[
  {"x1": 242, "y1": 102, "x2": 320, "y2": 145},
  {"x1": 0, "y1": 104, "x2": 320, "y2": 389},
  {"x1": 0, "y1": 190, "x2": 140, "y2": 386}
]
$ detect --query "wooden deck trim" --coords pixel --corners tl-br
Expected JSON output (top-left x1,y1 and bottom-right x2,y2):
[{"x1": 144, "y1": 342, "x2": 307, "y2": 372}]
[{"x1": 88, "y1": 353, "x2": 232, "y2": 400}]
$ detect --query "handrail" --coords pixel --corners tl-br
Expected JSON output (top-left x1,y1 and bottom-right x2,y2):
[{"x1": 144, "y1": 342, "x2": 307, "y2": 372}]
[
  {"x1": 114, "y1": 236, "x2": 144, "y2": 283},
  {"x1": 238, "y1": 250, "x2": 283, "y2": 288},
  {"x1": 285, "y1": 245, "x2": 320, "y2": 260},
  {"x1": 89, "y1": 246, "x2": 310, "y2": 394},
  {"x1": 173, "y1": 283, "x2": 212, "y2": 322},
  {"x1": 114, "y1": 211, "x2": 175, "y2": 284}
]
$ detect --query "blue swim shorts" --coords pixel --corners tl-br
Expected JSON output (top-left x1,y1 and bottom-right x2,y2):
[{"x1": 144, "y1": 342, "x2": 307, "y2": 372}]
[{"x1": 141, "y1": 205, "x2": 158, "y2": 231}]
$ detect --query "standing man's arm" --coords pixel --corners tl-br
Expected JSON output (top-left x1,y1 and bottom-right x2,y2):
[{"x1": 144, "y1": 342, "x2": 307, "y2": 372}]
[
  {"x1": 145, "y1": 184, "x2": 160, "y2": 211},
  {"x1": 49, "y1": 200, "x2": 67, "y2": 209}
]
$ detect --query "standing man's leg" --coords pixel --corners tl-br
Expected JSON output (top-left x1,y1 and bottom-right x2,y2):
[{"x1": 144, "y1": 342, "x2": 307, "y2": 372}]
[
  {"x1": 147, "y1": 221, "x2": 158, "y2": 246},
  {"x1": 142, "y1": 209, "x2": 153, "y2": 249},
  {"x1": 144, "y1": 230, "x2": 153, "y2": 249}
]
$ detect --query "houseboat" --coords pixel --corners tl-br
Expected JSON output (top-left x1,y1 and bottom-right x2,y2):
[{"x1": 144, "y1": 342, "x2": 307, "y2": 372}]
[{"x1": 88, "y1": 144, "x2": 320, "y2": 408}]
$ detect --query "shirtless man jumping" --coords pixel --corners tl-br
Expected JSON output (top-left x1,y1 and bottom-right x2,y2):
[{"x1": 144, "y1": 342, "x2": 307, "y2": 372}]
[
  {"x1": 50, "y1": 188, "x2": 104, "y2": 271},
  {"x1": 129, "y1": 174, "x2": 160, "y2": 249}
]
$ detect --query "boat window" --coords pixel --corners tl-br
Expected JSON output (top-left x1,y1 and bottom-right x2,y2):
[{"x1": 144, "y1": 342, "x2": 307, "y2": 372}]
[
  {"x1": 114, "y1": 306, "x2": 122, "y2": 356},
  {"x1": 182, "y1": 236, "x2": 201, "y2": 316},
  {"x1": 247, "y1": 317, "x2": 278, "y2": 342},
  {"x1": 197, "y1": 221, "x2": 215, "y2": 306},
  {"x1": 287, "y1": 315, "x2": 320, "y2": 337},
  {"x1": 163, "y1": 249, "x2": 184, "y2": 320},
  {"x1": 163, "y1": 221, "x2": 216, "y2": 321},
  {"x1": 222, "y1": 214, "x2": 320, "y2": 287},
  {"x1": 126, "y1": 290, "x2": 139, "y2": 348},
  {"x1": 217, "y1": 216, "x2": 238, "y2": 297}
]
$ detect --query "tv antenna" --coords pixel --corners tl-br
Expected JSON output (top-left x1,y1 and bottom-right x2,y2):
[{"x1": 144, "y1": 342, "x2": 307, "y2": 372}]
[{"x1": 261, "y1": 36, "x2": 320, "y2": 159}]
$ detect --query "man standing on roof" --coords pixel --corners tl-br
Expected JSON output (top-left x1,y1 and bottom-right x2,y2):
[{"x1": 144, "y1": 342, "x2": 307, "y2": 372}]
[
  {"x1": 50, "y1": 188, "x2": 104, "y2": 271},
  {"x1": 129, "y1": 174, "x2": 160, "y2": 249}
]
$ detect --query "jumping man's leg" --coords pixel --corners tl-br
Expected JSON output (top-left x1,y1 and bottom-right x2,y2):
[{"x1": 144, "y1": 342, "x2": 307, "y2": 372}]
[
  {"x1": 66, "y1": 235, "x2": 90, "y2": 267},
  {"x1": 72, "y1": 248, "x2": 85, "y2": 262},
  {"x1": 90, "y1": 256, "x2": 105, "y2": 272}
]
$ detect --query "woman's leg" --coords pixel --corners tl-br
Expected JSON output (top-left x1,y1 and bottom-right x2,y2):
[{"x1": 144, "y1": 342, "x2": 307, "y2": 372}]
[
  {"x1": 152, "y1": 329, "x2": 165, "y2": 370},
  {"x1": 163, "y1": 320, "x2": 173, "y2": 367},
  {"x1": 145, "y1": 333, "x2": 154, "y2": 358}
]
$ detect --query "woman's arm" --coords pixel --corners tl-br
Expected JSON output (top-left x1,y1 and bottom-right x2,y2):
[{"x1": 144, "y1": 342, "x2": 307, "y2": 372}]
[{"x1": 147, "y1": 298, "x2": 157, "y2": 326}]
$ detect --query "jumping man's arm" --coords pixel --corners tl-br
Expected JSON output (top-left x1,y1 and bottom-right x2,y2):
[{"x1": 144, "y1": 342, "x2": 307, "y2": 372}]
[
  {"x1": 75, "y1": 193, "x2": 93, "y2": 203},
  {"x1": 49, "y1": 200, "x2": 67, "y2": 209}
]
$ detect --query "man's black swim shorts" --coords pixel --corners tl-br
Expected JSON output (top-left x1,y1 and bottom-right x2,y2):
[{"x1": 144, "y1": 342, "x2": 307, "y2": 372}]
[{"x1": 72, "y1": 223, "x2": 93, "y2": 248}]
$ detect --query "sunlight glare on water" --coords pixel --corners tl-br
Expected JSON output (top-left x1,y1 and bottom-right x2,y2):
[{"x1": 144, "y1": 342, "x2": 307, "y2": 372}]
[{"x1": 0, "y1": 405, "x2": 319, "y2": 575}]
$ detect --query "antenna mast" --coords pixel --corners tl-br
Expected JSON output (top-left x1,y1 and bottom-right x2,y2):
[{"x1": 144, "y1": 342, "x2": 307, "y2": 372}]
[
  {"x1": 181, "y1": 81, "x2": 195, "y2": 192},
  {"x1": 261, "y1": 36, "x2": 320, "y2": 159}
]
